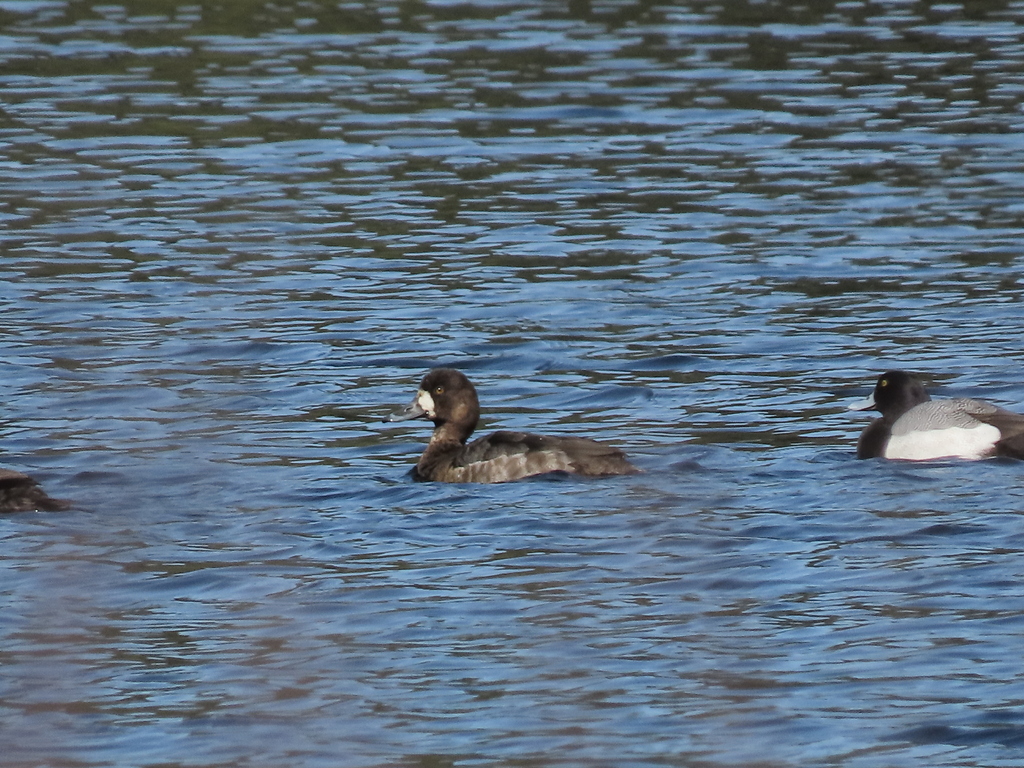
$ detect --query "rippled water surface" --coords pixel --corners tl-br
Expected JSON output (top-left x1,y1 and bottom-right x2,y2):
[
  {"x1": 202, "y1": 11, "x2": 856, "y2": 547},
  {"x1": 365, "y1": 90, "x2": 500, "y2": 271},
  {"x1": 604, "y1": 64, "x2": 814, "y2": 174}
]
[{"x1": 5, "y1": 1, "x2": 1024, "y2": 766}]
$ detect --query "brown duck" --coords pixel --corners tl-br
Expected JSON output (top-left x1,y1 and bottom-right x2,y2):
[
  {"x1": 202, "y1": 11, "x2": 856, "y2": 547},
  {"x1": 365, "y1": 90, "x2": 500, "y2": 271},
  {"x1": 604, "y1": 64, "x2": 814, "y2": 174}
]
[{"x1": 389, "y1": 368, "x2": 639, "y2": 483}]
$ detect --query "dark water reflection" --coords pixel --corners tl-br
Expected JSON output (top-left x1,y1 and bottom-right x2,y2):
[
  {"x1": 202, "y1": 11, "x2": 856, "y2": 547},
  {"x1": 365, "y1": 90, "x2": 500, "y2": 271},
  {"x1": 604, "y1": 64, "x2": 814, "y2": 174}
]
[{"x1": 4, "y1": 1, "x2": 1024, "y2": 766}]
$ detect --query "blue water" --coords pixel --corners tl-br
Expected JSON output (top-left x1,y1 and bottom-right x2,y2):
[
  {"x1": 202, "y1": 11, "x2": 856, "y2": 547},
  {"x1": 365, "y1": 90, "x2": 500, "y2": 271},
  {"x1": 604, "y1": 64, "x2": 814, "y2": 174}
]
[{"x1": 4, "y1": 1, "x2": 1024, "y2": 766}]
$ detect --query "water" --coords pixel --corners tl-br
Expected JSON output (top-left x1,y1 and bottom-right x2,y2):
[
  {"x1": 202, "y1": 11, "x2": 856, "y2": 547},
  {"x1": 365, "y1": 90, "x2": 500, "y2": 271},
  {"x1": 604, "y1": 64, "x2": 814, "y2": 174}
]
[{"x1": 3, "y1": 1, "x2": 1024, "y2": 766}]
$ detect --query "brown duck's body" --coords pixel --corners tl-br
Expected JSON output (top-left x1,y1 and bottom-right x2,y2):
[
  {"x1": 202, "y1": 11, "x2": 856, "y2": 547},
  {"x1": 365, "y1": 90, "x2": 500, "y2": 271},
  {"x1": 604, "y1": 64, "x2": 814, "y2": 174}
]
[
  {"x1": 415, "y1": 429, "x2": 638, "y2": 483},
  {"x1": 391, "y1": 368, "x2": 639, "y2": 484},
  {"x1": 0, "y1": 468, "x2": 70, "y2": 512}
]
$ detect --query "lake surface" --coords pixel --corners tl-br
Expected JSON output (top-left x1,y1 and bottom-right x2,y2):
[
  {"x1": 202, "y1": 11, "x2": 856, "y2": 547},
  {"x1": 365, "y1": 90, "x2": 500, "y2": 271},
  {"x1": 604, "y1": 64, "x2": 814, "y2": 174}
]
[{"x1": 4, "y1": 1, "x2": 1024, "y2": 766}]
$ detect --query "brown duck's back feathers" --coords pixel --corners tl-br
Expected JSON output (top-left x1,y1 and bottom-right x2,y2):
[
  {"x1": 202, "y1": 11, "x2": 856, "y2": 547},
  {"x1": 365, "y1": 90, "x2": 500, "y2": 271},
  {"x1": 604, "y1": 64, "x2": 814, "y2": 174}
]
[
  {"x1": 415, "y1": 430, "x2": 639, "y2": 483},
  {"x1": 0, "y1": 468, "x2": 70, "y2": 513}
]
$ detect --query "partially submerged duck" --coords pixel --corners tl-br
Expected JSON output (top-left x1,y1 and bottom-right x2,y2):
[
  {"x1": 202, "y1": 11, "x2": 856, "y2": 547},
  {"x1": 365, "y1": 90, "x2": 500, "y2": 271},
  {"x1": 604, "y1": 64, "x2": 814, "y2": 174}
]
[
  {"x1": 389, "y1": 368, "x2": 639, "y2": 483},
  {"x1": 850, "y1": 370, "x2": 1024, "y2": 461},
  {"x1": 0, "y1": 468, "x2": 70, "y2": 512}
]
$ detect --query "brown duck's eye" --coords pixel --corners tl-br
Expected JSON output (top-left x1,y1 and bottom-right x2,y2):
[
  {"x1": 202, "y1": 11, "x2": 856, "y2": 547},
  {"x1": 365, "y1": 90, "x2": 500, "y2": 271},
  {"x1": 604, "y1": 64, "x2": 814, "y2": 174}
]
[{"x1": 434, "y1": 386, "x2": 444, "y2": 394}]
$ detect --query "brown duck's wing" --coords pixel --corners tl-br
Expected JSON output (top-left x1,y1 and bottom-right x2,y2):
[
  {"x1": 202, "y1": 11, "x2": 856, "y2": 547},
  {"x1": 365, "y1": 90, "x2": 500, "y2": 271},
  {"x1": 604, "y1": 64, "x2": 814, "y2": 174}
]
[
  {"x1": 453, "y1": 431, "x2": 638, "y2": 481},
  {"x1": 0, "y1": 469, "x2": 70, "y2": 512}
]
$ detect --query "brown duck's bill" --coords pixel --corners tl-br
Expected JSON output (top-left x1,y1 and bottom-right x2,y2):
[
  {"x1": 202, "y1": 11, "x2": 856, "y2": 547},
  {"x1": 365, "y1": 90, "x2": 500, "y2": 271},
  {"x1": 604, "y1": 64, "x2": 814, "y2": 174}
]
[{"x1": 387, "y1": 397, "x2": 427, "y2": 422}]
